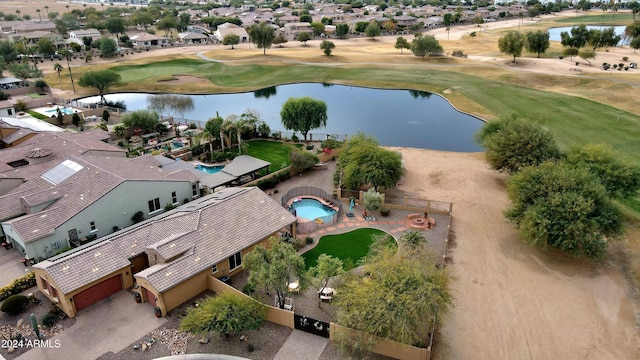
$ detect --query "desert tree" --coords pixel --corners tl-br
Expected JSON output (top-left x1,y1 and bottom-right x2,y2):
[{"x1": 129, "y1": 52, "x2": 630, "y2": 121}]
[
  {"x1": 243, "y1": 237, "x2": 307, "y2": 309},
  {"x1": 77, "y1": 70, "x2": 121, "y2": 104},
  {"x1": 320, "y1": 40, "x2": 335, "y2": 55},
  {"x1": 180, "y1": 292, "x2": 267, "y2": 339},
  {"x1": 478, "y1": 117, "x2": 561, "y2": 174},
  {"x1": 395, "y1": 36, "x2": 410, "y2": 54},
  {"x1": 566, "y1": 144, "x2": 640, "y2": 198},
  {"x1": 411, "y1": 34, "x2": 443, "y2": 59},
  {"x1": 298, "y1": 32, "x2": 311, "y2": 46},
  {"x1": 365, "y1": 22, "x2": 381, "y2": 40},
  {"x1": 280, "y1": 96, "x2": 328, "y2": 141},
  {"x1": 247, "y1": 22, "x2": 275, "y2": 55},
  {"x1": 309, "y1": 254, "x2": 344, "y2": 307},
  {"x1": 498, "y1": 30, "x2": 525, "y2": 63},
  {"x1": 525, "y1": 30, "x2": 550, "y2": 58},
  {"x1": 506, "y1": 161, "x2": 623, "y2": 260},
  {"x1": 222, "y1": 34, "x2": 239, "y2": 49}
]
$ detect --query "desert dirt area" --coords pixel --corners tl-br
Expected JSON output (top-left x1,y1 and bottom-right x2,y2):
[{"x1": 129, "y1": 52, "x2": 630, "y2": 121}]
[
  {"x1": 393, "y1": 148, "x2": 640, "y2": 360},
  {"x1": 2, "y1": 2, "x2": 640, "y2": 358}
]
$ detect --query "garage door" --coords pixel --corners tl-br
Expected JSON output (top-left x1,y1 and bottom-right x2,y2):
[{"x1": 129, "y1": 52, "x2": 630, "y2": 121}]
[
  {"x1": 74, "y1": 275, "x2": 123, "y2": 312},
  {"x1": 145, "y1": 287, "x2": 156, "y2": 306}
]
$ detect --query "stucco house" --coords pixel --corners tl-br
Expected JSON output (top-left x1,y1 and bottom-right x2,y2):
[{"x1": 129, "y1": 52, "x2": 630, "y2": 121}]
[
  {"x1": 0, "y1": 131, "x2": 200, "y2": 262},
  {"x1": 283, "y1": 22, "x2": 314, "y2": 40},
  {"x1": 178, "y1": 31, "x2": 210, "y2": 44},
  {"x1": 67, "y1": 29, "x2": 102, "y2": 46},
  {"x1": 0, "y1": 101, "x2": 15, "y2": 118},
  {"x1": 34, "y1": 187, "x2": 297, "y2": 318},
  {"x1": 213, "y1": 22, "x2": 249, "y2": 43},
  {"x1": 129, "y1": 32, "x2": 170, "y2": 47}
]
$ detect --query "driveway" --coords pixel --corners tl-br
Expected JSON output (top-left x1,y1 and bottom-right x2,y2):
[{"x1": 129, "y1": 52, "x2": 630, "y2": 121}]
[
  {"x1": 0, "y1": 249, "x2": 32, "y2": 287},
  {"x1": 16, "y1": 291, "x2": 167, "y2": 360}
]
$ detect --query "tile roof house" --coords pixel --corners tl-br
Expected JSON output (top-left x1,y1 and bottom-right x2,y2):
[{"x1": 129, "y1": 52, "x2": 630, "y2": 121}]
[
  {"x1": 34, "y1": 187, "x2": 297, "y2": 318},
  {"x1": 128, "y1": 32, "x2": 170, "y2": 47},
  {"x1": 0, "y1": 131, "x2": 200, "y2": 262},
  {"x1": 213, "y1": 22, "x2": 250, "y2": 43},
  {"x1": 67, "y1": 29, "x2": 102, "y2": 46}
]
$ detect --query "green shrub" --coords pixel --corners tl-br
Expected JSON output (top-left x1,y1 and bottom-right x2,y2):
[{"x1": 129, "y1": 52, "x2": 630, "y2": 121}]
[
  {"x1": 0, "y1": 272, "x2": 36, "y2": 301},
  {"x1": 131, "y1": 211, "x2": 144, "y2": 224},
  {"x1": 380, "y1": 206, "x2": 391, "y2": 217},
  {"x1": 291, "y1": 134, "x2": 299, "y2": 142},
  {"x1": 273, "y1": 189, "x2": 279, "y2": 194},
  {"x1": 306, "y1": 145, "x2": 314, "y2": 150},
  {"x1": 247, "y1": 343, "x2": 255, "y2": 352},
  {"x1": 40, "y1": 313, "x2": 58, "y2": 328},
  {"x1": 164, "y1": 203, "x2": 177, "y2": 211},
  {"x1": 55, "y1": 246, "x2": 73, "y2": 255},
  {"x1": 242, "y1": 282, "x2": 255, "y2": 295},
  {"x1": 294, "y1": 238, "x2": 306, "y2": 249},
  {"x1": 1, "y1": 295, "x2": 30, "y2": 315},
  {"x1": 321, "y1": 138, "x2": 342, "y2": 149},
  {"x1": 305, "y1": 236, "x2": 314, "y2": 244}
]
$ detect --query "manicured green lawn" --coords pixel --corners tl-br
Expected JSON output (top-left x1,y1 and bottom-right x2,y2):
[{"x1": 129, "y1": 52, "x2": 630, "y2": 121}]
[
  {"x1": 27, "y1": 110, "x2": 49, "y2": 120},
  {"x1": 552, "y1": 13, "x2": 633, "y2": 25},
  {"x1": 302, "y1": 228, "x2": 395, "y2": 270},
  {"x1": 246, "y1": 139, "x2": 302, "y2": 171}
]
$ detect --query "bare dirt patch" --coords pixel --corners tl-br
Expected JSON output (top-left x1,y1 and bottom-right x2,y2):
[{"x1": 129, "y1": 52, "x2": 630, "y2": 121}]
[{"x1": 390, "y1": 148, "x2": 640, "y2": 360}]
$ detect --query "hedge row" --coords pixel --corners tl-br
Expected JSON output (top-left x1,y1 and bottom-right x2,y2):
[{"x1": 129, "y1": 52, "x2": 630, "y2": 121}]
[
  {"x1": 256, "y1": 169, "x2": 292, "y2": 190},
  {"x1": 0, "y1": 272, "x2": 36, "y2": 302}
]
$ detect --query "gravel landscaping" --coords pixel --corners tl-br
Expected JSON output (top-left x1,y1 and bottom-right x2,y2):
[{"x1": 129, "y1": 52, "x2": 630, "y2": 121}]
[{"x1": 0, "y1": 290, "x2": 75, "y2": 359}]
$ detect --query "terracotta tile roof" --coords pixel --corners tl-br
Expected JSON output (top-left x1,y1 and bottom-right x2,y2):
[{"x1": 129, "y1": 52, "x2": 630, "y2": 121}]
[
  {"x1": 36, "y1": 187, "x2": 296, "y2": 295},
  {"x1": 33, "y1": 241, "x2": 130, "y2": 294},
  {"x1": 136, "y1": 187, "x2": 297, "y2": 292}
]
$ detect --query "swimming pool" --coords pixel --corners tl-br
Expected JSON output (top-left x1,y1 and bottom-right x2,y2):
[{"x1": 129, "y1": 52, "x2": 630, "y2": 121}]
[
  {"x1": 45, "y1": 107, "x2": 76, "y2": 115},
  {"x1": 196, "y1": 164, "x2": 224, "y2": 175},
  {"x1": 290, "y1": 198, "x2": 337, "y2": 221}
]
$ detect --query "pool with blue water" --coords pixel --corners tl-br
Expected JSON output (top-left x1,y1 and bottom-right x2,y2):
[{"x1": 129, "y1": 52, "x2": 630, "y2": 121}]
[{"x1": 290, "y1": 198, "x2": 337, "y2": 221}]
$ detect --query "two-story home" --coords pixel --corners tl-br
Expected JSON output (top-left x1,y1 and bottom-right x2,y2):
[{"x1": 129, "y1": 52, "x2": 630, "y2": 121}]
[
  {"x1": 0, "y1": 131, "x2": 200, "y2": 263},
  {"x1": 33, "y1": 187, "x2": 297, "y2": 318},
  {"x1": 283, "y1": 22, "x2": 314, "y2": 40},
  {"x1": 214, "y1": 22, "x2": 249, "y2": 43}
]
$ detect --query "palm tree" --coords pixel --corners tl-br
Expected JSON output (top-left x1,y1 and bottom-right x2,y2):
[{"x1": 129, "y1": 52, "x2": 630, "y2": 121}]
[
  {"x1": 15, "y1": 10, "x2": 21, "y2": 19},
  {"x1": 234, "y1": 119, "x2": 254, "y2": 154},
  {"x1": 400, "y1": 230, "x2": 426, "y2": 262},
  {"x1": 58, "y1": 48, "x2": 76, "y2": 93},
  {"x1": 221, "y1": 116, "x2": 237, "y2": 151},
  {"x1": 36, "y1": 9, "x2": 42, "y2": 22},
  {"x1": 113, "y1": 125, "x2": 126, "y2": 144},
  {"x1": 203, "y1": 114, "x2": 222, "y2": 162},
  {"x1": 53, "y1": 63, "x2": 64, "y2": 90}
]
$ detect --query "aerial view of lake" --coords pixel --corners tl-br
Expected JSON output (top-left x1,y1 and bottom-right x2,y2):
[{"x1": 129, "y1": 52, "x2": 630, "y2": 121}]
[
  {"x1": 78, "y1": 83, "x2": 484, "y2": 152},
  {"x1": 548, "y1": 25, "x2": 629, "y2": 45}
]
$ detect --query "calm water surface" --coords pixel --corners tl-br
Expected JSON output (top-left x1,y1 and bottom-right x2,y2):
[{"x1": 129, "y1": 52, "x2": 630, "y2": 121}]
[
  {"x1": 79, "y1": 83, "x2": 484, "y2": 152},
  {"x1": 548, "y1": 25, "x2": 628, "y2": 45}
]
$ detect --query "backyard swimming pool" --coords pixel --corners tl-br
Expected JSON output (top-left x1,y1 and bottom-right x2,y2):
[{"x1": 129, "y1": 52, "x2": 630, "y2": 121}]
[
  {"x1": 44, "y1": 107, "x2": 76, "y2": 115},
  {"x1": 290, "y1": 198, "x2": 337, "y2": 221},
  {"x1": 196, "y1": 164, "x2": 224, "y2": 175}
]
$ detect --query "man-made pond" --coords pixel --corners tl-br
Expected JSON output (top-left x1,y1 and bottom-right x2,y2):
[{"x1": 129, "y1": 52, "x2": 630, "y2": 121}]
[
  {"x1": 548, "y1": 25, "x2": 628, "y2": 45},
  {"x1": 79, "y1": 83, "x2": 484, "y2": 152}
]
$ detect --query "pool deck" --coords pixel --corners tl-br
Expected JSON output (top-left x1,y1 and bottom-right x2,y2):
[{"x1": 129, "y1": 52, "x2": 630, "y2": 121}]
[{"x1": 31, "y1": 105, "x2": 83, "y2": 117}]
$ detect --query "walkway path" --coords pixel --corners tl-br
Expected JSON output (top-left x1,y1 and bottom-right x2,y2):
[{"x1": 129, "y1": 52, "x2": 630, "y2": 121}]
[{"x1": 272, "y1": 330, "x2": 329, "y2": 360}]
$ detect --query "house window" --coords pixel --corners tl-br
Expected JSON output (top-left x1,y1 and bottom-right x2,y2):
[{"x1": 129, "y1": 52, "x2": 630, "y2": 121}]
[
  {"x1": 211, "y1": 264, "x2": 218, "y2": 274},
  {"x1": 192, "y1": 183, "x2": 198, "y2": 197},
  {"x1": 49, "y1": 286, "x2": 58, "y2": 300},
  {"x1": 90, "y1": 221, "x2": 96, "y2": 231},
  {"x1": 41, "y1": 277, "x2": 48, "y2": 293},
  {"x1": 7, "y1": 109, "x2": 12, "y2": 115},
  {"x1": 172, "y1": 191, "x2": 177, "y2": 204},
  {"x1": 148, "y1": 198, "x2": 161, "y2": 212},
  {"x1": 228, "y1": 252, "x2": 242, "y2": 271}
]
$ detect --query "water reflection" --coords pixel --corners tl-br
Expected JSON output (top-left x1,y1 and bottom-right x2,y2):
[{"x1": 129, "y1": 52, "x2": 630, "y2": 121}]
[{"x1": 80, "y1": 83, "x2": 484, "y2": 152}]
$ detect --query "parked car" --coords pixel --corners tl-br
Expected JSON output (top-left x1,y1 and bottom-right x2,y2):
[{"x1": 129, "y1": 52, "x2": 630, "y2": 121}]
[{"x1": 630, "y1": 63, "x2": 638, "y2": 69}]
